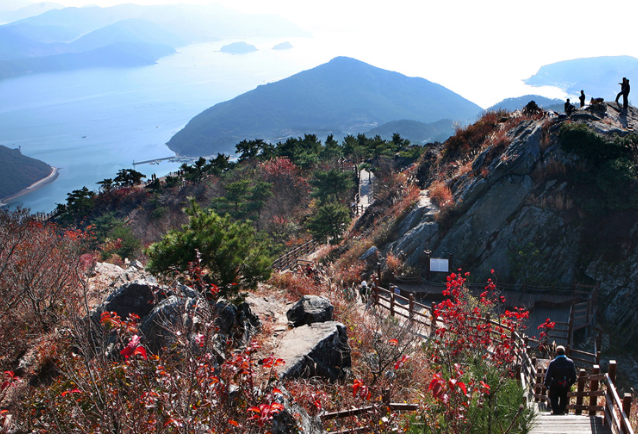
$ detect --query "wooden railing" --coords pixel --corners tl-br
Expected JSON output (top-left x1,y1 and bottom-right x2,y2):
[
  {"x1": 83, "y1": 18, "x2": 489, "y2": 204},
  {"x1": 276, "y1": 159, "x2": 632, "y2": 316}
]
[
  {"x1": 271, "y1": 240, "x2": 318, "y2": 271},
  {"x1": 369, "y1": 284, "x2": 634, "y2": 434},
  {"x1": 321, "y1": 395, "x2": 419, "y2": 434},
  {"x1": 529, "y1": 361, "x2": 634, "y2": 434},
  {"x1": 391, "y1": 278, "x2": 599, "y2": 349}
]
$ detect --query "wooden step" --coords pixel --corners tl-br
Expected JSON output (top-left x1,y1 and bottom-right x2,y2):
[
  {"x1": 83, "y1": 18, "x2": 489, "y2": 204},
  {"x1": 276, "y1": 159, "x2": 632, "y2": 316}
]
[{"x1": 530, "y1": 414, "x2": 611, "y2": 434}]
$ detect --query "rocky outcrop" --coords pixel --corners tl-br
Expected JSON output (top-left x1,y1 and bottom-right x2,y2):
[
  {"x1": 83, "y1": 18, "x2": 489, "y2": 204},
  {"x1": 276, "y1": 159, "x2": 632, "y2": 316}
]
[
  {"x1": 286, "y1": 295, "x2": 333, "y2": 327},
  {"x1": 92, "y1": 279, "x2": 261, "y2": 356},
  {"x1": 277, "y1": 321, "x2": 351, "y2": 381},
  {"x1": 385, "y1": 103, "x2": 638, "y2": 364}
]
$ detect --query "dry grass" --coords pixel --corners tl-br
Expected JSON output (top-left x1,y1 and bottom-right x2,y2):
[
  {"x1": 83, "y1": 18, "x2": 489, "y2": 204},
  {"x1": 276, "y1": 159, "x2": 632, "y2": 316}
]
[
  {"x1": 530, "y1": 191, "x2": 574, "y2": 212},
  {"x1": 453, "y1": 160, "x2": 474, "y2": 178},
  {"x1": 429, "y1": 180, "x2": 453, "y2": 208},
  {"x1": 532, "y1": 157, "x2": 569, "y2": 183}
]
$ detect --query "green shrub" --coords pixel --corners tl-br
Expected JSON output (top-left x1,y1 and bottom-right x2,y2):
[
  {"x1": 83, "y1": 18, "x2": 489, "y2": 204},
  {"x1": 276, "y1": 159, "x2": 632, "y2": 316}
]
[
  {"x1": 558, "y1": 123, "x2": 629, "y2": 165},
  {"x1": 146, "y1": 198, "x2": 271, "y2": 290}
]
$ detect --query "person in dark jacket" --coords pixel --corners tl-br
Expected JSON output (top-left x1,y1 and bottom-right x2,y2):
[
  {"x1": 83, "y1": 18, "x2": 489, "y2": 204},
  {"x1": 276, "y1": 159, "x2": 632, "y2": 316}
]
[
  {"x1": 564, "y1": 99, "x2": 575, "y2": 115},
  {"x1": 616, "y1": 78, "x2": 630, "y2": 110},
  {"x1": 579, "y1": 90, "x2": 586, "y2": 107},
  {"x1": 544, "y1": 345, "x2": 577, "y2": 415}
]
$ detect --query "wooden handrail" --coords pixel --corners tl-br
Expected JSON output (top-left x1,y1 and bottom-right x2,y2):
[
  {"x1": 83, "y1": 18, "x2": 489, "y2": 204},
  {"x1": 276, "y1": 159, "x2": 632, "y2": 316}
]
[{"x1": 272, "y1": 239, "x2": 318, "y2": 271}]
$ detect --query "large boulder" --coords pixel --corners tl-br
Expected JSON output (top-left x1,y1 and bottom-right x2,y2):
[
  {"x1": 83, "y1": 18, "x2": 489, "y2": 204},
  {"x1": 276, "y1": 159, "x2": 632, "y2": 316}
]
[
  {"x1": 96, "y1": 279, "x2": 159, "y2": 319},
  {"x1": 214, "y1": 300, "x2": 262, "y2": 344},
  {"x1": 286, "y1": 295, "x2": 333, "y2": 327},
  {"x1": 139, "y1": 291, "x2": 210, "y2": 353},
  {"x1": 277, "y1": 321, "x2": 351, "y2": 381}
]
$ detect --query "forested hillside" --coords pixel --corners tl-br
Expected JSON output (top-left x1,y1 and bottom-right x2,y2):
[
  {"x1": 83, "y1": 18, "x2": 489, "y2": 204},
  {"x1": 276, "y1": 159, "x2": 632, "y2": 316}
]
[
  {"x1": 167, "y1": 57, "x2": 482, "y2": 156},
  {"x1": 5, "y1": 103, "x2": 638, "y2": 432},
  {"x1": 0, "y1": 144, "x2": 51, "y2": 199}
]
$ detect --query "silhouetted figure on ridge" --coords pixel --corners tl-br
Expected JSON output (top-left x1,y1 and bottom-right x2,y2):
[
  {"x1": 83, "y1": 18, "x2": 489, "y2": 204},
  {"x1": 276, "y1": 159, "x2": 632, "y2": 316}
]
[
  {"x1": 616, "y1": 77, "x2": 630, "y2": 110},
  {"x1": 579, "y1": 90, "x2": 586, "y2": 107},
  {"x1": 564, "y1": 98, "x2": 575, "y2": 115}
]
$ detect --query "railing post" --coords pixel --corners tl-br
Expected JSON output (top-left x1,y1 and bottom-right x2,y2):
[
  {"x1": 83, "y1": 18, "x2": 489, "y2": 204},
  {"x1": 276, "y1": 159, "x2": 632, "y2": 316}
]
[
  {"x1": 534, "y1": 366, "x2": 542, "y2": 402},
  {"x1": 430, "y1": 303, "x2": 437, "y2": 336},
  {"x1": 622, "y1": 394, "x2": 632, "y2": 434},
  {"x1": 409, "y1": 294, "x2": 415, "y2": 324},
  {"x1": 608, "y1": 360, "x2": 617, "y2": 385},
  {"x1": 390, "y1": 293, "x2": 395, "y2": 317},
  {"x1": 540, "y1": 368, "x2": 548, "y2": 404},
  {"x1": 589, "y1": 365, "x2": 600, "y2": 416},
  {"x1": 568, "y1": 302, "x2": 575, "y2": 347},
  {"x1": 575, "y1": 369, "x2": 586, "y2": 415}
]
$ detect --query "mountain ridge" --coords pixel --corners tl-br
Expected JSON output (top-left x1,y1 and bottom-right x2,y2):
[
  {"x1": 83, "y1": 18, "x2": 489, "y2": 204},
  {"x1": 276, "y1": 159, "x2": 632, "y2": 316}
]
[{"x1": 167, "y1": 56, "x2": 482, "y2": 156}]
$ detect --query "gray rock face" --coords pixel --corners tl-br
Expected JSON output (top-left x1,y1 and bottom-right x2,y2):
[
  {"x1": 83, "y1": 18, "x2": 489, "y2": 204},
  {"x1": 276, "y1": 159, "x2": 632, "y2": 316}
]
[
  {"x1": 277, "y1": 321, "x2": 351, "y2": 381},
  {"x1": 389, "y1": 112, "x2": 586, "y2": 282},
  {"x1": 360, "y1": 246, "x2": 379, "y2": 260},
  {"x1": 286, "y1": 295, "x2": 334, "y2": 327},
  {"x1": 383, "y1": 104, "x2": 638, "y2": 373}
]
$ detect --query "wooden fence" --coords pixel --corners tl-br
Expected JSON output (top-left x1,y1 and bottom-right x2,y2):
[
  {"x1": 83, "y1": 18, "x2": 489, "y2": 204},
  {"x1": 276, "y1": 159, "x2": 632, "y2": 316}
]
[{"x1": 271, "y1": 240, "x2": 318, "y2": 271}]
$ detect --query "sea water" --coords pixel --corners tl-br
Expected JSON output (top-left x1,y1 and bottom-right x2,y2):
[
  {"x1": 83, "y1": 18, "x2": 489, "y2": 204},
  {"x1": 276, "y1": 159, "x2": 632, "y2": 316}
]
[
  {"x1": 0, "y1": 33, "x2": 564, "y2": 213},
  {"x1": 0, "y1": 38, "x2": 328, "y2": 213}
]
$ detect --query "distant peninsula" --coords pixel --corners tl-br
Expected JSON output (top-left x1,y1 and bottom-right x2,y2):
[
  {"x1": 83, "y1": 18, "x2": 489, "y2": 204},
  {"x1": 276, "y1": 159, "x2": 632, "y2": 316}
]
[
  {"x1": 220, "y1": 41, "x2": 258, "y2": 54},
  {"x1": 0, "y1": 145, "x2": 55, "y2": 203},
  {"x1": 167, "y1": 56, "x2": 482, "y2": 156},
  {"x1": 524, "y1": 55, "x2": 638, "y2": 98}
]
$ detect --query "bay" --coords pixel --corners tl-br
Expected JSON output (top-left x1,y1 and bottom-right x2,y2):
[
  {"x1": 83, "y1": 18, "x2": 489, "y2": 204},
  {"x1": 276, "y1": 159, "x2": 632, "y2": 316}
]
[{"x1": 0, "y1": 38, "x2": 326, "y2": 213}]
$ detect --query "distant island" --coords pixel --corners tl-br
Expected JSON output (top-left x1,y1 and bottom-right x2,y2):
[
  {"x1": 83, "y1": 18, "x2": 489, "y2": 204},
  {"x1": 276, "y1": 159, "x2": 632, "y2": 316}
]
[
  {"x1": 272, "y1": 41, "x2": 293, "y2": 50},
  {"x1": 220, "y1": 41, "x2": 258, "y2": 54},
  {"x1": 0, "y1": 145, "x2": 55, "y2": 203},
  {"x1": 167, "y1": 56, "x2": 482, "y2": 156},
  {"x1": 0, "y1": 3, "x2": 310, "y2": 79}
]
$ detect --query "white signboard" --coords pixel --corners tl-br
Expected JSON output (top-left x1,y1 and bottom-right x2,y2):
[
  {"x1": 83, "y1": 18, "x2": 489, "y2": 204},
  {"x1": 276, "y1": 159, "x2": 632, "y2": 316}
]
[{"x1": 430, "y1": 258, "x2": 449, "y2": 273}]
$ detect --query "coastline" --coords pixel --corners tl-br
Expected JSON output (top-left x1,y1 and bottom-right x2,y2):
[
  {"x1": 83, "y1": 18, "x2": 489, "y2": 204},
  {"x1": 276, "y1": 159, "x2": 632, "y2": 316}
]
[{"x1": 0, "y1": 166, "x2": 59, "y2": 208}]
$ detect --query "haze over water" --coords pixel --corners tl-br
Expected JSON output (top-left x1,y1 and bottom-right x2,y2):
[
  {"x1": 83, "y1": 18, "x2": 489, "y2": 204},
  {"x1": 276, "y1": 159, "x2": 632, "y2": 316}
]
[
  {"x1": 0, "y1": 39, "x2": 318, "y2": 212},
  {"x1": 0, "y1": 34, "x2": 564, "y2": 213}
]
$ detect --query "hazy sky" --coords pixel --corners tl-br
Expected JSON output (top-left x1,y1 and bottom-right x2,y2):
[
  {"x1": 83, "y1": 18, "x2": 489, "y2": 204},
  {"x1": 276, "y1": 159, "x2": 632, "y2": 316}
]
[{"x1": 43, "y1": 0, "x2": 638, "y2": 106}]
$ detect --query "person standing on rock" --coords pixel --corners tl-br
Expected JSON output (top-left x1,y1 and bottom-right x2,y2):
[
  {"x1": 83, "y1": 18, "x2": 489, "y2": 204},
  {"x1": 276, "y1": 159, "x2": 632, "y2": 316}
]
[
  {"x1": 616, "y1": 77, "x2": 630, "y2": 110},
  {"x1": 544, "y1": 345, "x2": 577, "y2": 415},
  {"x1": 579, "y1": 90, "x2": 586, "y2": 107}
]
